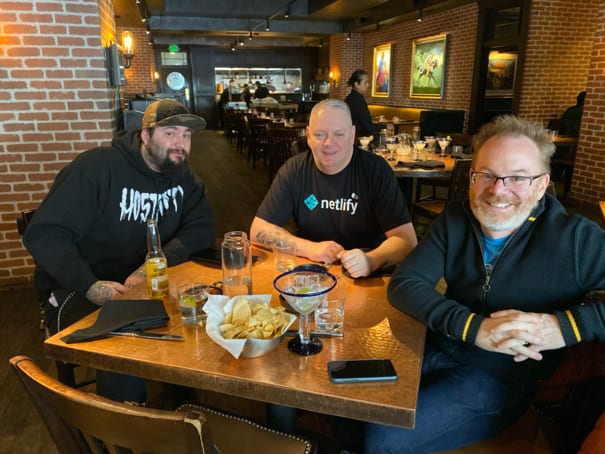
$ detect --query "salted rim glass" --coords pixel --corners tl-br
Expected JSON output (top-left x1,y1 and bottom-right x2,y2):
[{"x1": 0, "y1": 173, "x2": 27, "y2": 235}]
[{"x1": 470, "y1": 171, "x2": 546, "y2": 189}]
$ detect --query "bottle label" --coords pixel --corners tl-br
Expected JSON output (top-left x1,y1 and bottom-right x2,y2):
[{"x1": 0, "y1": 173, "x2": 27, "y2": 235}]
[{"x1": 146, "y1": 258, "x2": 169, "y2": 297}]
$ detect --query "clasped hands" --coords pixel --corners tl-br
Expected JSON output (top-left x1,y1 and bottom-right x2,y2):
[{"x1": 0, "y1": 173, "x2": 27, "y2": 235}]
[
  {"x1": 84, "y1": 265, "x2": 147, "y2": 305},
  {"x1": 305, "y1": 241, "x2": 372, "y2": 278},
  {"x1": 476, "y1": 309, "x2": 565, "y2": 362}
]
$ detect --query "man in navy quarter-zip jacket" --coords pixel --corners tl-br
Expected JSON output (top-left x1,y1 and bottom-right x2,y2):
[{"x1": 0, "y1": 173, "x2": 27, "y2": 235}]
[{"x1": 365, "y1": 115, "x2": 605, "y2": 453}]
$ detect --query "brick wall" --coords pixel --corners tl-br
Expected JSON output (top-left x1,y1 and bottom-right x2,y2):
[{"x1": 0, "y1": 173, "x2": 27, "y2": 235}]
[
  {"x1": 117, "y1": 26, "x2": 158, "y2": 98},
  {"x1": 570, "y1": 0, "x2": 605, "y2": 205},
  {"x1": 329, "y1": 3, "x2": 478, "y2": 130},
  {"x1": 0, "y1": 0, "x2": 117, "y2": 287},
  {"x1": 519, "y1": 0, "x2": 597, "y2": 120},
  {"x1": 329, "y1": 32, "x2": 363, "y2": 100},
  {"x1": 520, "y1": 0, "x2": 603, "y2": 207}
]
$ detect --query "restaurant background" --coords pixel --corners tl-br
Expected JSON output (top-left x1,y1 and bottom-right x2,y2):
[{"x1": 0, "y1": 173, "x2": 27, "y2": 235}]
[{"x1": 1, "y1": 0, "x2": 604, "y2": 288}]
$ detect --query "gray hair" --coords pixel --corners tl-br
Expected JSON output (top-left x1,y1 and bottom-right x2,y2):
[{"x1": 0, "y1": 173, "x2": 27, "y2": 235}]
[
  {"x1": 472, "y1": 115, "x2": 556, "y2": 172},
  {"x1": 310, "y1": 99, "x2": 353, "y2": 125}
]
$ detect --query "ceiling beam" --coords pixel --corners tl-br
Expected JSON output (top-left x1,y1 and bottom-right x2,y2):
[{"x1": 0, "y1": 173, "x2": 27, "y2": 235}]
[{"x1": 147, "y1": 16, "x2": 343, "y2": 35}]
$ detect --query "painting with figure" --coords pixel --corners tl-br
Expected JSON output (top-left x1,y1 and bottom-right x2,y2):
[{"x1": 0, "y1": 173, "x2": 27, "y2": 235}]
[
  {"x1": 410, "y1": 34, "x2": 448, "y2": 99},
  {"x1": 372, "y1": 43, "x2": 392, "y2": 97}
]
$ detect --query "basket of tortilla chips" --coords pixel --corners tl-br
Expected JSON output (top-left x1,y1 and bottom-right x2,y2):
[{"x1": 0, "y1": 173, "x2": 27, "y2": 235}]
[{"x1": 204, "y1": 294, "x2": 296, "y2": 358}]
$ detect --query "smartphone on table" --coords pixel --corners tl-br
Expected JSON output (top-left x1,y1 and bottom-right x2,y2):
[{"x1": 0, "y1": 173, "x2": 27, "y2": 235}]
[{"x1": 327, "y1": 359, "x2": 398, "y2": 384}]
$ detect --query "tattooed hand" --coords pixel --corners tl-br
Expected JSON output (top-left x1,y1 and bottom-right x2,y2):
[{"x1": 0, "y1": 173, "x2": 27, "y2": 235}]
[
  {"x1": 124, "y1": 264, "x2": 146, "y2": 289},
  {"x1": 85, "y1": 281, "x2": 128, "y2": 305}
]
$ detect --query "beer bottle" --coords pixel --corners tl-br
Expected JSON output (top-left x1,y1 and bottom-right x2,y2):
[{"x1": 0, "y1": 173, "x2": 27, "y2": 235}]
[{"x1": 145, "y1": 219, "x2": 169, "y2": 297}]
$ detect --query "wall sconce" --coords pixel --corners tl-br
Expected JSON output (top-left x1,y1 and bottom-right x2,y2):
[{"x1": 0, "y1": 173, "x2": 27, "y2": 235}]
[
  {"x1": 121, "y1": 30, "x2": 134, "y2": 68},
  {"x1": 329, "y1": 71, "x2": 338, "y2": 88}
]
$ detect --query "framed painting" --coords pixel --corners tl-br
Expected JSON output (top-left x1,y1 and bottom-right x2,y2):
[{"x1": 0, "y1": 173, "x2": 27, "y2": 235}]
[
  {"x1": 372, "y1": 43, "x2": 392, "y2": 98},
  {"x1": 485, "y1": 50, "x2": 518, "y2": 97},
  {"x1": 410, "y1": 33, "x2": 448, "y2": 99}
]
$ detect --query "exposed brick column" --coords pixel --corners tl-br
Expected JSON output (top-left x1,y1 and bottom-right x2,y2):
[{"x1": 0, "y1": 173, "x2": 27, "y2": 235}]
[{"x1": 0, "y1": 0, "x2": 116, "y2": 286}]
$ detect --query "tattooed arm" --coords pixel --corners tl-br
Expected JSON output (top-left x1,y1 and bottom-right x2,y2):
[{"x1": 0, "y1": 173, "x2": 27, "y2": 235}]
[
  {"x1": 85, "y1": 280, "x2": 128, "y2": 305},
  {"x1": 250, "y1": 216, "x2": 344, "y2": 265}
]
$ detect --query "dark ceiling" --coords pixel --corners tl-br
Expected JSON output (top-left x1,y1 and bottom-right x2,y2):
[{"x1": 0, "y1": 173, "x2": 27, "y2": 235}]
[{"x1": 113, "y1": 0, "x2": 475, "y2": 48}]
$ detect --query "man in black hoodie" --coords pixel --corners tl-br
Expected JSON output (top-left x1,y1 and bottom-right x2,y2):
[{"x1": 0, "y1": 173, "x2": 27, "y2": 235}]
[{"x1": 24, "y1": 99, "x2": 216, "y2": 401}]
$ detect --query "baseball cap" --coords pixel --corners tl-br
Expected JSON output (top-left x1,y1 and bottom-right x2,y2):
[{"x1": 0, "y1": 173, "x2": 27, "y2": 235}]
[{"x1": 142, "y1": 100, "x2": 207, "y2": 132}]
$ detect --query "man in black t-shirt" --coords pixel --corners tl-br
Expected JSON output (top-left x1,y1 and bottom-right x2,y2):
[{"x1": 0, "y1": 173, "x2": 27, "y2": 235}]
[{"x1": 250, "y1": 99, "x2": 417, "y2": 278}]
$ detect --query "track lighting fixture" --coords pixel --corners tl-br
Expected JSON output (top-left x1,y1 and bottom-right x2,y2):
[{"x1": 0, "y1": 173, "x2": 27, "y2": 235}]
[
  {"x1": 347, "y1": 31, "x2": 351, "y2": 41},
  {"x1": 417, "y1": 8, "x2": 423, "y2": 22},
  {"x1": 266, "y1": 19, "x2": 270, "y2": 31}
]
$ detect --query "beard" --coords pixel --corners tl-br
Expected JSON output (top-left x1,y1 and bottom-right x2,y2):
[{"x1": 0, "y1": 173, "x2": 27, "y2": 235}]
[
  {"x1": 144, "y1": 143, "x2": 187, "y2": 176},
  {"x1": 470, "y1": 189, "x2": 540, "y2": 234}
]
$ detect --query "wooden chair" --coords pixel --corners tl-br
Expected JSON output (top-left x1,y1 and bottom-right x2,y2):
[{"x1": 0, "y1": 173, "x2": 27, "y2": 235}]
[
  {"x1": 10, "y1": 355, "x2": 315, "y2": 454},
  {"x1": 223, "y1": 108, "x2": 241, "y2": 144},
  {"x1": 416, "y1": 133, "x2": 474, "y2": 202},
  {"x1": 412, "y1": 159, "x2": 472, "y2": 230},
  {"x1": 236, "y1": 115, "x2": 250, "y2": 154},
  {"x1": 247, "y1": 117, "x2": 271, "y2": 168},
  {"x1": 550, "y1": 140, "x2": 577, "y2": 200},
  {"x1": 266, "y1": 126, "x2": 300, "y2": 185}
]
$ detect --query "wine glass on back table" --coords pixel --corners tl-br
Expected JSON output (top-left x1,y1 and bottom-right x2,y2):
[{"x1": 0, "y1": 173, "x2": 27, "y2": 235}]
[
  {"x1": 385, "y1": 136, "x2": 397, "y2": 161},
  {"x1": 438, "y1": 137, "x2": 451, "y2": 157}
]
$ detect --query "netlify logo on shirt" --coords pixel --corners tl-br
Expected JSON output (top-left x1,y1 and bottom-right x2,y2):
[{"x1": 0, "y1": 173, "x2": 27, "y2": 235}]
[{"x1": 304, "y1": 193, "x2": 359, "y2": 215}]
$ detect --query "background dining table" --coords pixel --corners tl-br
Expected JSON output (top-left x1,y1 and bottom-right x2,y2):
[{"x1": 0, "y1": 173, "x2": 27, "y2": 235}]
[
  {"x1": 44, "y1": 248, "x2": 426, "y2": 429},
  {"x1": 386, "y1": 153, "x2": 457, "y2": 206}
]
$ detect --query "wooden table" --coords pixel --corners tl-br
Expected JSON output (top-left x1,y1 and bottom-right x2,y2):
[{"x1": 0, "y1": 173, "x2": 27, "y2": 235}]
[
  {"x1": 45, "y1": 249, "x2": 425, "y2": 429},
  {"x1": 386, "y1": 154, "x2": 456, "y2": 206}
]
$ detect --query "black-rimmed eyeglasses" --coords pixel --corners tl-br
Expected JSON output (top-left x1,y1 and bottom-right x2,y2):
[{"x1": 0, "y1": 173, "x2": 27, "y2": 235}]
[{"x1": 470, "y1": 171, "x2": 546, "y2": 189}]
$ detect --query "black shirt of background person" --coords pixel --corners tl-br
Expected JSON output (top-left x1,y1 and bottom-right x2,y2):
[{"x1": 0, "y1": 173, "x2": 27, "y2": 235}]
[
  {"x1": 345, "y1": 90, "x2": 382, "y2": 137},
  {"x1": 254, "y1": 85, "x2": 269, "y2": 99},
  {"x1": 241, "y1": 86, "x2": 251, "y2": 105},
  {"x1": 560, "y1": 91, "x2": 586, "y2": 137}
]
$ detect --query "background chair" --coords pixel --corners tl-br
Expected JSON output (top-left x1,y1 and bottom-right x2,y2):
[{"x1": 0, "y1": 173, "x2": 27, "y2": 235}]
[
  {"x1": 247, "y1": 117, "x2": 271, "y2": 168},
  {"x1": 10, "y1": 355, "x2": 315, "y2": 454},
  {"x1": 415, "y1": 132, "x2": 473, "y2": 202},
  {"x1": 266, "y1": 126, "x2": 300, "y2": 185},
  {"x1": 412, "y1": 159, "x2": 472, "y2": 236}
]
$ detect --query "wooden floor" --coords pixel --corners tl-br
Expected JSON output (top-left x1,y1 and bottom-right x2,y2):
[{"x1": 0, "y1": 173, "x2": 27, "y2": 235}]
[{"x1": 1, "y1": 129, "x2": 603, "y2": 453}]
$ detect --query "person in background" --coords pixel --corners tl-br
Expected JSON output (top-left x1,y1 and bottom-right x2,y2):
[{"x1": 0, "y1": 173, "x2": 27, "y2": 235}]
[
  {"x1": 344, "y1": 69, "x2": 385, "y2": 139},
  {"x1": 250, "y1": 99, "x2": 417, "y2": 278},
  {"x1": 23, "y1": 99, "x2": 216, "y2": 402},
  {"x1": 560, "y1": 90, "x2": 586, "y2": 137},
  {"x1": 218, "y1": 79, "x2": 235, "y2": 129},
  {"x1": 241, "y1": 83, "x2": 251, "y2": 106},
  {"x1": 254, "y1": 80, "x2": 269, "y2": 99},
  {"x1": 365, "y1": 115, "x2": 605, "y2": 452}
]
